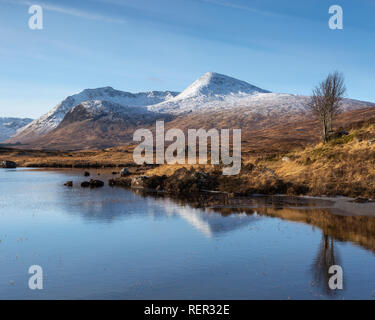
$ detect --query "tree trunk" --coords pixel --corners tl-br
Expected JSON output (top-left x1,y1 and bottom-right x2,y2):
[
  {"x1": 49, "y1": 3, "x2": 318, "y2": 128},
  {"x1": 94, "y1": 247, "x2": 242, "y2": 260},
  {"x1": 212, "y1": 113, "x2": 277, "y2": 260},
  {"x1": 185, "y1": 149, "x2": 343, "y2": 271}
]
[{"x1": 321, "y1": 118, "x2": 328, "y2": 143}]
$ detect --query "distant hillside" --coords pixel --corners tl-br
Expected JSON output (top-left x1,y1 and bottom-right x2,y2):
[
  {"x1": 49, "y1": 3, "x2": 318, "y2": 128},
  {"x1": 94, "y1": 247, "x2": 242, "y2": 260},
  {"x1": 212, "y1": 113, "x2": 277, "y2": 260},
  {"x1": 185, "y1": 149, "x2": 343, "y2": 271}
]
[
  {"x1": 0, "y1": 117, "x2": 33, "y2": 142},
  {"x1": 23, "y1": 100, "x2": 172, "y2": 150},
  {"x1": 8, "y1": 87, "x2": 179, "y2": 144}
]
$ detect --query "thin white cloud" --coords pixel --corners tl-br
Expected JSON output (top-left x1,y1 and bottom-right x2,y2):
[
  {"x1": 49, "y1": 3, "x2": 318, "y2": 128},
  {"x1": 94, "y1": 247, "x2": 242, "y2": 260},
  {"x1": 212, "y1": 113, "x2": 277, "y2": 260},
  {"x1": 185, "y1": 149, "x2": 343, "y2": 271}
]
[
  {"x1": 200, "y1": 0, "x2": 285, "y2": 18},
  {"x1": 3, "y1": 0, "x2": 126, "y2": 24}
]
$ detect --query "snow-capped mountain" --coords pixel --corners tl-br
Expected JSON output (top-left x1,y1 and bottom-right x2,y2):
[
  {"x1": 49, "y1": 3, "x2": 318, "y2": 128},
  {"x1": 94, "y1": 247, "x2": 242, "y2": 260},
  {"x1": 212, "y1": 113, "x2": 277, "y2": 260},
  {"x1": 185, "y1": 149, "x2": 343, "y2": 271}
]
[
  {"x1": 0, "y1": 117, "x2": 33, "y2": 142},
  {"x1": 148, "y1": 72, "x2": 270, "y2": 113},
  {"x1": 12, "y1": 87, "x2": 179, "y2": 143},
  {"x1": 147, "y1": 72, "x2": 373, "y2": 115},
  {"x1": 28, "y1": 100, "x2": 173, "y2": 150},
  {"x1": 7, "y1": 72, "x2": 375, "y2": 149},
  {"x1": 61, "y1": 100, "x2": 165, "y2": 124}
]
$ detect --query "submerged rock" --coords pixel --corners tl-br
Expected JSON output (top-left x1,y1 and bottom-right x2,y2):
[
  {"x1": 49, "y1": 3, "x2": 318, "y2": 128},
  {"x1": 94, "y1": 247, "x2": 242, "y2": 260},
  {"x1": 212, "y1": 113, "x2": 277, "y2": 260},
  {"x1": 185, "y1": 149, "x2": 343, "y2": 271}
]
[
  {"x1": 0, "y1": 160, "x2": 17, "y2": 168},
  {"x1": 120, "y1": 167, "x2": 130, "y2": 177}
]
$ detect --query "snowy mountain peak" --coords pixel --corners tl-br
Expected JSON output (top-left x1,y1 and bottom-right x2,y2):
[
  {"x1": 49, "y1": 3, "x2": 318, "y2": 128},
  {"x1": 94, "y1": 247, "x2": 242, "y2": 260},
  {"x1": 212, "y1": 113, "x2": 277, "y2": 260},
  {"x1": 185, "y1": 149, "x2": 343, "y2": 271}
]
[
  {"x1": 147, "y1": 72, "x2": 271, "y2": 114},
  {"x1": 8, "y1": 72, "x2": 375, "y2": 147},
  {"x1": 11, "y1": 87, "x2": 179, "y2": 142},
  {"x1": 173, "y1": 72, "x2": 270, "y2": 100}
]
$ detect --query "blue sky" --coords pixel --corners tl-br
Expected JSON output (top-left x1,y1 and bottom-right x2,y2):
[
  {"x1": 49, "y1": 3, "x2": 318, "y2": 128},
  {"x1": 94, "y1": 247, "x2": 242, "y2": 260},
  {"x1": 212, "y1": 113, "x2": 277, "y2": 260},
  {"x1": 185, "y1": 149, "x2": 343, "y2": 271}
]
[{"x1": 0, "y1": 0, "x2": 374, "y2": 118}]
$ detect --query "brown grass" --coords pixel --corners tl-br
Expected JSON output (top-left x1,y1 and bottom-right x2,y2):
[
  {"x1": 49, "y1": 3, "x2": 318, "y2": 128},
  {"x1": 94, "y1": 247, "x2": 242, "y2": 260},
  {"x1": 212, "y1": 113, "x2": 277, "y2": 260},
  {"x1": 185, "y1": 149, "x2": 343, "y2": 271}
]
[
  {"x1": 3, "y1": 112, "x2": 375, "y2": 198},
  {"x1": 0, "y1": 145, "x2": 135, "y2": 168}
]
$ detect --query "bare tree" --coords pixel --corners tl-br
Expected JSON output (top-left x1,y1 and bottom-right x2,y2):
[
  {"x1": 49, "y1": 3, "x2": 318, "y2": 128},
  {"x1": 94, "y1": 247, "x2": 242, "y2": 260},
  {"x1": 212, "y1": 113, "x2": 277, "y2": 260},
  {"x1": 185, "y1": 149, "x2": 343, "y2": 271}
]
[{"x1": 308, "y1": 72, "x2": 346, "y2": 143}]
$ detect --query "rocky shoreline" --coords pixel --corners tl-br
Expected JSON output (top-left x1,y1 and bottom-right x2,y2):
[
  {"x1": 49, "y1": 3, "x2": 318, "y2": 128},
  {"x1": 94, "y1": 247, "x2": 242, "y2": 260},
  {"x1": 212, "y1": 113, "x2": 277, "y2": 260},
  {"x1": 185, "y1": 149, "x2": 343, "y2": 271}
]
[
  {"x1": 107, "y1": 165, "x2": 375, "y2": 203},
  {"x1": 109, "y1": 166, "x2": 308, "y2": 197}
]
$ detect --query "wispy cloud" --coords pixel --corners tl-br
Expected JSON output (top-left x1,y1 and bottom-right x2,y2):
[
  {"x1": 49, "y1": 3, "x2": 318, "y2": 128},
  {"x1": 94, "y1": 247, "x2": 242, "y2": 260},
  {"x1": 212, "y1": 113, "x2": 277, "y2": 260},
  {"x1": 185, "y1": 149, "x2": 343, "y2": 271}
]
[
  {"x1": 3, "y1": 0, "x2": 126, "y2": 24},
  {"x1": 200, "y1": 0, "x2": 286, "y2": 18}
]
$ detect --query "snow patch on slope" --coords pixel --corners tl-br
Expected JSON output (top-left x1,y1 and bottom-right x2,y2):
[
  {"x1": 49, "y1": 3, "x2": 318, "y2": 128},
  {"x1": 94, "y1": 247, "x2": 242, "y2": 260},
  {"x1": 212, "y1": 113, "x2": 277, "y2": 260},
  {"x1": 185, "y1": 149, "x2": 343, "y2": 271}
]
[
  {"x1": 0, "y1": 117, "x2": 33, "y2": 142},
  {"x1": 67, "y1": 100, "x2": 152, "y2": 118},
  {"x1": 15, "y1": 87, "x2": 179, "y2": 138}
]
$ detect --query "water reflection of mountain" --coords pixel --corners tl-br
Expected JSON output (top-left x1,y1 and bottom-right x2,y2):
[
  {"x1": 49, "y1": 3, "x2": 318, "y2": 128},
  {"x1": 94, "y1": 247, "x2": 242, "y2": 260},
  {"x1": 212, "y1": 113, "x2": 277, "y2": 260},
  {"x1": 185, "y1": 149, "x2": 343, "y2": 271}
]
[
  {"x1": 62, "y1": 188, "x2": 260, "y2": 237},
  {"x1": 61, "y1": 185, "x2": 375, "y2": 253},
  {"x1": 61, "y1": 187, "x2": 375, "y2": 295},
  {"x1": 161, "y1": 193, "x2": 375, "y2": 295},
  {"x1": 161, "y1": 200, "x2": 259, "y2": 238},
  {"x1": 137, "y1": 192, "x2": 375, "y2": 255}
]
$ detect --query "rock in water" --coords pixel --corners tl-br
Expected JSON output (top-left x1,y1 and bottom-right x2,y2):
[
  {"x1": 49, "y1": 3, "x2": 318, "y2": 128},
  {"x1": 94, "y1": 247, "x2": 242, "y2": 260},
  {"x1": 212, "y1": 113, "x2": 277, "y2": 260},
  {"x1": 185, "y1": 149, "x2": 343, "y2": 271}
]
[
  {"x1": 120, "y1": 168, "x2": 130, "y2": 177},
  {"x1": 89, "y1": 179, "x2": 104, "y2": 188},
  {"x1": 0, "y1": 160, "x2": 17, "y2": 168},
  {"x1": 84, "y1": 171, "x2": 90, "y2": 177},
  {"x1": 81, "y1": 179, "x2": 104, "y2": 188},
  {"x1": 64, "y1": 181, "x2": 73, "y2": 187},
  {"x1": 81, "y1": 181, "x2": 90, "y2": 188}
]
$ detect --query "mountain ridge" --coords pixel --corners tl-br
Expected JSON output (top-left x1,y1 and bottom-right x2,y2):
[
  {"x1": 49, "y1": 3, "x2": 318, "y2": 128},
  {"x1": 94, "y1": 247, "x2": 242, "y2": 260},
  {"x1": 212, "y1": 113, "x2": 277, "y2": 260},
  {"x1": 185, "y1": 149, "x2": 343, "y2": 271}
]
[
  {"x1": 0, "y1": 117, "x2": 33, "y2": 142},
  {"x1": 11, "y1": 87, "x2": 179, "y2": 143},
  {"x1": 6, "y1": 71, "x2": 375, "y2": 149}
]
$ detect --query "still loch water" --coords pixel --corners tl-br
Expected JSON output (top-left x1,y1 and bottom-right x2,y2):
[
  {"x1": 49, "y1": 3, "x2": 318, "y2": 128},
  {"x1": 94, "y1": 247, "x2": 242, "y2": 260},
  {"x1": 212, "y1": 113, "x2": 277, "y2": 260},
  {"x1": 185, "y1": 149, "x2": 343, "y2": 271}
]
[{"x1": 1, "y1": 168, "x2": 375, "y2": 299}]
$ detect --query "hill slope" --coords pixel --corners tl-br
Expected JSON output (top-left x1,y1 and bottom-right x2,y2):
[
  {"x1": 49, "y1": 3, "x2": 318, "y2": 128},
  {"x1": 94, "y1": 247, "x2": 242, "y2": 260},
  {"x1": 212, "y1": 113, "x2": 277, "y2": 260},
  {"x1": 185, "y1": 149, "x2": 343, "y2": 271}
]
[
  {"x1": 0, "y1": 117, "x2": 33, "y2": 142},
  {"x1": 10, "y1": 87, "x2": 178, "y2": 143},
  {"x1": 27, "y1": 100, "x2": 172, "y2": 150}
]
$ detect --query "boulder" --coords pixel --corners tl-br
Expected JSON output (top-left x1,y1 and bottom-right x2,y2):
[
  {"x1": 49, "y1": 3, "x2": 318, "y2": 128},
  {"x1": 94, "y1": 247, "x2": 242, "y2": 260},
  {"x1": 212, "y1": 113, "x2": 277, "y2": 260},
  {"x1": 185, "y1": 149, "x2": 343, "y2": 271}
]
[
  {"x1": 89, "y1": 179, "x2": 104, "y2": 188},
  {"x1": 328, "y1": 130, "x2": 349, "y2": 140},
  {"x1": 120, "y1": 167, "x2": 130, "y2": 177},
  {"x1": 81, "y1": 180, "x2": 104, "y2": 188},
  {"x1": 162, "y1": 168, "x2": 218, "y2": 194},
  {"x1": 131, "y1": 176, "x2": 149, "y2": 188},
  {"x1": 81, "y1": 181, "x2": 90, "y2": 188},
  {"x1": 0, "y1": 160, "x2": 17, "y2": 168},
  {"x1": 109, "y1": 177, "x2": 131, "y2": 187}
]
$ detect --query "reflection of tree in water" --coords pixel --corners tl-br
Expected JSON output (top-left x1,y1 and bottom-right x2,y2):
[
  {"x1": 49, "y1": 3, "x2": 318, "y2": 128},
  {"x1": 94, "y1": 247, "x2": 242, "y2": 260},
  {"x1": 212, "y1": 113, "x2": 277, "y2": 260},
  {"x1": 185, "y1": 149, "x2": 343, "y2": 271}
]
[{"x1": 311, "y1": 232, "x2": 341, "y2": 296}]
